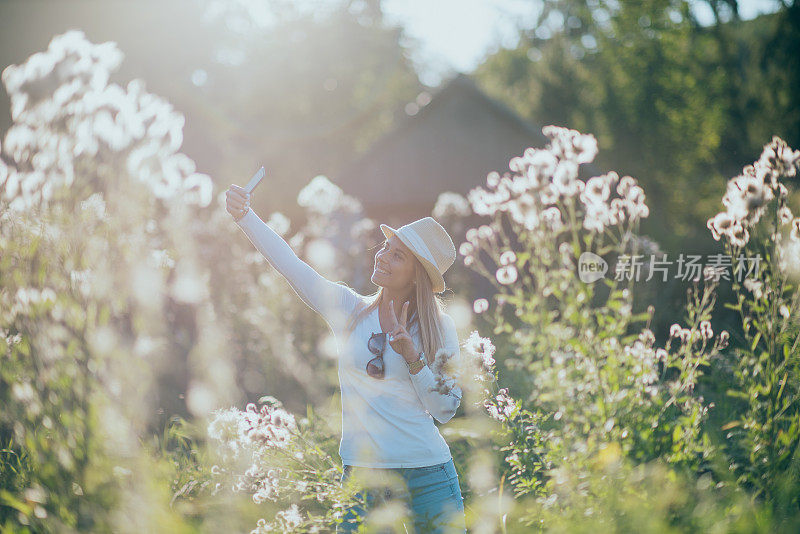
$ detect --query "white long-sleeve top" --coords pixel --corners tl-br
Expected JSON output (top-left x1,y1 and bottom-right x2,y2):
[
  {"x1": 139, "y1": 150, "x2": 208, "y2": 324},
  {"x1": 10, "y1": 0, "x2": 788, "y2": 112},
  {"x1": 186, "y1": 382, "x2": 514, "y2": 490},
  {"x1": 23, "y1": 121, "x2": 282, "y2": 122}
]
[{"x1": 235, "y1": 209, "x2": 462, "y2": 468}]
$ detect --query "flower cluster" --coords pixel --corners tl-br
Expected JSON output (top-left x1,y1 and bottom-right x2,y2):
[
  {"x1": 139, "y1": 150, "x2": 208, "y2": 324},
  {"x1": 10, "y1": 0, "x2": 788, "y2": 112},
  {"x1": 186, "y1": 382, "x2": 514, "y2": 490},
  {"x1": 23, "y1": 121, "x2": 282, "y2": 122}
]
[
  {"x1": 623, "y1": 330, "x2": 660, "y2": 386},
  {"x1": 240, "y1": 400, "x2": 297, "y2": 449},
  {"x1": 459, "y1": 225, "x2": 496, "y2": 267},
  {"x1": 581, "y1": 172, "x2": 649, "y2": 233},
  {"x1": 214, "y1": 398, "x2": 296, "y2": 454},
  {"x1": 743, "y1": 278, "x2": 766, "y2": 300},
  {"x1": 668, "y1": 322, "x2": 728, "y2": 349},
  {"x1": 293, "y1": 175, "x2": 375, "y2": 285},
  {"x1": 483, "y1": 388, "x2": 517, "y2": 422},
  {"x1": 527, "y1": 317, "x2": 716, "y2": 438},
  {"x1": 707, "y1": 136, "x2": 800, "y2": 247},
  {"x1": 495, "y1": 250, "x2": 519, "y2": 285},
  {"x1": 462, "y1": 330, "x2": 497, "y2": 382},
  {"x1": 0, "y1": 30, "x2": 213, "y2": 212},
  {"x1": 297, "y1": 175, "x2": 360, "y2": 216},
  {"x1": 428, "y1": 347, "x2": 461, "y2": 395},
  {"x1": 251, "y1": 504, "x2": 305, "y2": 533},
  {"x1": 433, "y1": 191, "x2": 471, "y2": 219},
  {"x1": 542, "y1": 125, "x2": 599, "y2": 164},
  {"x1": 207, "y1": 408, "x2": 245, "y2": 458},
  {"x1": 427, "y1": 329, "x2": 500, "y2": 397},
  {"x1": 207, "y1": 397, "x2": 298, "y2": 503},
  {"x1": 463, "y1": 126, "x2": 647, "y2": 240}
]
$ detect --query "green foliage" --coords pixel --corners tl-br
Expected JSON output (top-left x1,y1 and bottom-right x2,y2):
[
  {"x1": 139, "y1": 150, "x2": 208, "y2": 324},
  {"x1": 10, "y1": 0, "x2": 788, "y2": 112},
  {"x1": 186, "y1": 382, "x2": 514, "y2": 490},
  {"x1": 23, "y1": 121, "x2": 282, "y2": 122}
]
[
  {"x1": 474, "y1": 0, "x2": 800, "y2": 253},
  {"x1": 0, "y1": 206, "x2": 119, "y2": 531},
  {"x1": 508, "y1": 453, "x2": 775, "y2": 533},
  {"x1": 462, "y1": 126, "x2": 729, "y2": 529},
  {"x1": 705, "y1": 137, "x2": 800, "y2": 510}
]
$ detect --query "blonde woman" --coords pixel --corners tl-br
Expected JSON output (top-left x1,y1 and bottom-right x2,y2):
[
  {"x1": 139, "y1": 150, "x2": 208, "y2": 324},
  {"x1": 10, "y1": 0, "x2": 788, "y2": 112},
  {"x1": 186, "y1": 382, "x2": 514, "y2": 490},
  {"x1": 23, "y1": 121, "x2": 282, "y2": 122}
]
[{"x1": 226, "y1": 184, "x2": 466, "y2": 533}]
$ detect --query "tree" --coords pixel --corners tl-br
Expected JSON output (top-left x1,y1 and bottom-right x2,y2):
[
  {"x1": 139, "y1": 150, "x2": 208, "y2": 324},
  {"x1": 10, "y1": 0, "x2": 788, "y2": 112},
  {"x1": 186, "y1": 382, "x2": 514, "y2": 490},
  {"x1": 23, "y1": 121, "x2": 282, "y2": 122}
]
[{"x1": 474, "y1": 0, "x2": 799, "y2": 255}]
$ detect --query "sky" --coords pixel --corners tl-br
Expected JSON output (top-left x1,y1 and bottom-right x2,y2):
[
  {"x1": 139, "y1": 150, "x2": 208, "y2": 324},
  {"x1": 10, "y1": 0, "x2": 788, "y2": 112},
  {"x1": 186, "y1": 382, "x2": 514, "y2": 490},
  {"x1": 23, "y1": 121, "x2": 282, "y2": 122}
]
[{"x1": 379, "y1": 0, "x2": 783, "y2": 86}]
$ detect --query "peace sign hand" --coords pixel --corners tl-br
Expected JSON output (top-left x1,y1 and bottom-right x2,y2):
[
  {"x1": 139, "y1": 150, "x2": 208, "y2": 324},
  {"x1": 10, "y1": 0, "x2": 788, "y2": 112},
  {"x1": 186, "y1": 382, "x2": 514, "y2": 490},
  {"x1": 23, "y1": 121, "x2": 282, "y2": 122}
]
[{"x1": 387, "y1": 299, "x2": 417, "y2": 363}]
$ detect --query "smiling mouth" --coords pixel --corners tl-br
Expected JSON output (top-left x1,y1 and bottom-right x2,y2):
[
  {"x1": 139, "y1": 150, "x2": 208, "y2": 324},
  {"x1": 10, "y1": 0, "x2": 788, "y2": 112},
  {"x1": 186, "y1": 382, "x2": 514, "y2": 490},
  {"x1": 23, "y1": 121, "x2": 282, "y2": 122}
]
[{"x1": 375, "y1": 266, "x2": 391, "y2": 275}]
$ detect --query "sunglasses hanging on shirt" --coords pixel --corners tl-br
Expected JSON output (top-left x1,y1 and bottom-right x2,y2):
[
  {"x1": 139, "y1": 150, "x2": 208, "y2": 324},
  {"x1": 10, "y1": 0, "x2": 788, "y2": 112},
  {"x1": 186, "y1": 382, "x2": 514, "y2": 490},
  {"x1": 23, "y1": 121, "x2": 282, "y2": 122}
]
[{"x1": 365, "y1": 309, "x2": 420, "y2": 379}]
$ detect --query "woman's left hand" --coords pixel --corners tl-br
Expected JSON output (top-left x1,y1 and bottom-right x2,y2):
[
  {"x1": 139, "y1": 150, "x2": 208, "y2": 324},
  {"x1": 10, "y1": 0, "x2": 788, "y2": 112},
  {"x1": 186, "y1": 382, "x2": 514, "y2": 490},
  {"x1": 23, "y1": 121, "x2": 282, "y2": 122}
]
[{"x1": 387, "y1": 299, "x2": 418, "y2": 363}]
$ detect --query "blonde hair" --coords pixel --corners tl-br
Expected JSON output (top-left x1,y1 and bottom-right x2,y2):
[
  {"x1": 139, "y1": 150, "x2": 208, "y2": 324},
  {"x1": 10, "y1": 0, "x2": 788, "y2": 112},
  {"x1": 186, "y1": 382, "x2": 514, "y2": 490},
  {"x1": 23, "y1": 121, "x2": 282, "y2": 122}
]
[{"x1": 345, "y1": 258, "x2": 448, "y2": 367}]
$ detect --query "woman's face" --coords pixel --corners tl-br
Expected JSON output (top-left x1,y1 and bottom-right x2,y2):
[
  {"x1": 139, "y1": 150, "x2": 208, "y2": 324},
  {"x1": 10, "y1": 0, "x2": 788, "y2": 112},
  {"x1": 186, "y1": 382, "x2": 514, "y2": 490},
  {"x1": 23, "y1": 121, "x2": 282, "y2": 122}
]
[{"x1": 371, "y1": 235, "x2": 416, "y2": 291}]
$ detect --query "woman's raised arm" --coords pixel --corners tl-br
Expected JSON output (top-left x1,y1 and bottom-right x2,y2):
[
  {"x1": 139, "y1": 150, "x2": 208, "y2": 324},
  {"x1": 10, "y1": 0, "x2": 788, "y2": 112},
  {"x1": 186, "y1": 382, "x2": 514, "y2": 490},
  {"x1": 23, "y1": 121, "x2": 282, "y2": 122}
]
[{"x1": 231, "y1": 204, "x2": 359, "y2": 332}]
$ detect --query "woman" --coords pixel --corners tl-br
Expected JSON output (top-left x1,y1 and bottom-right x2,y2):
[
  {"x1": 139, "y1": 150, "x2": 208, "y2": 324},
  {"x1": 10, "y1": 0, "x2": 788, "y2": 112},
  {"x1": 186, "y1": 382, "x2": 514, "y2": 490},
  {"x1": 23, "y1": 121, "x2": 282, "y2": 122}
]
[{"x1": 226, "y1": 184, "x2": 467, "y2": 533}]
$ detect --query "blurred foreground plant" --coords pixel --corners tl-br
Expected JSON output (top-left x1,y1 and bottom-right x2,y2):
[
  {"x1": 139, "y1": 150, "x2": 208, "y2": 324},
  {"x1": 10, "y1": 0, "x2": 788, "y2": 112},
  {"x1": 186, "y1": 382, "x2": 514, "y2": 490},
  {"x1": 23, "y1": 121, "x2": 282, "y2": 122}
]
[
  {"x1": 0, "y1": 28, "x2": 218, "y2": 531},
  {"x1": 204, "y1": 397, "x2": 369, "y2": 532},
  {"x1": 706, "y1": 137, "x2": 800, "y2": 511},
  {"x1": 449, "y1": 125, "x2": 730, "y2": 528}
]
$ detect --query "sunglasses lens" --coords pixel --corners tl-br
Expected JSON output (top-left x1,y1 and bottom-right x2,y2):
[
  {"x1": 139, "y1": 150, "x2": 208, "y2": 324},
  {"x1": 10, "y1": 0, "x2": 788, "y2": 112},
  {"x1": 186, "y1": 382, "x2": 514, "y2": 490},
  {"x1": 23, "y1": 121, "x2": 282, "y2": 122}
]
[
  {"x1": 367, "y1": 357, "x2": 384, "y2": 378},
  {"x1": 368, "y1": 333, "x2": 386, "y2": 355}
]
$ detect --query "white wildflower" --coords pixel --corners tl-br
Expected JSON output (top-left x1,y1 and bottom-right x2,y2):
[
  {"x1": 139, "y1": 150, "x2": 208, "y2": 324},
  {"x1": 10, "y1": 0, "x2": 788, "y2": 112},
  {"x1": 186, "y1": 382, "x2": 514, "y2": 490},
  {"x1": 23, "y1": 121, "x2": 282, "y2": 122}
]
[
  {"x1": 507, "y1": 193, "x2": 540, "y2": 230},
  {"x1": 207, "y1": 408, "x2": 243, "y2": 456},
  {"x1": 467, "y1": 186, "x2": 497, "y2": 216},
  {"x1": 707, "y1": 212, "x2": 734, "y2": 241},
  {"x1": 541, "y1": 206, "x2": 563, "y2": 232},
  {"x1": 778, "y1": 205, "x2": 793, "y2": 225},
  {"x1": 729, "y1": 222, "x2": 750, "y2": 247},
  {"x1": 791, "y1": 218, "x2": 800, "y2": 241},
  {"x1": 297, "y1": 175, "x2": 344, "y2": 215},
  {"x1": 433, "y1": 191, "x2": 471, "y2": 219},
  {"x1": 266, "y1": 212, "x2": 290, "y2": 236},
  {"x1": 473, "y1": 298, "x2": 489, "y2": 314},
  {"x1": 524, "y1": 149, "x2": 557, "y2": 183},
  {"x1": 496, "y1": 265, "x2": 518, "y2": 285},
  {"x1": 581, "y1": 175, "x2": 611, "y2": 205},
  {"x1": 699, "y1": 321, "x2": 713, "y2": 340},
  {"x1": 478, "y1": 225, "x2": 494, "y2": 240},
  {"x1": 484, "y1": 388, "x2": 516, "y2": 422},
  {"x1": 718, "y1": 330, "x2": 730, "y2": 349},
  {"x1": 616, "y1": 176, "x2": 637, "y2": 197},
  {"x1": 463, "y1": 331, "x2": 496, "y2": 373},
  {"x1": 499, "y1": 250, "x2": 517, "y2": 265},
  {"x1": 275, "y1": 503, "x2": 303, "y2": 530},
  {"x1": 552, "y1": 161, "x2": 579, "y2": 196}
]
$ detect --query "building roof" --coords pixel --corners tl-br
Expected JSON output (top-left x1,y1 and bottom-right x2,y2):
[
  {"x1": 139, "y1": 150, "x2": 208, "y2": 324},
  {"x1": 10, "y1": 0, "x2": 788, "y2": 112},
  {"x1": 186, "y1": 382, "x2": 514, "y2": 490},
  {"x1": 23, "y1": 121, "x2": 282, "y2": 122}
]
[{"x1": 332, "y1": 73, "x2": 550, "y2": 223}]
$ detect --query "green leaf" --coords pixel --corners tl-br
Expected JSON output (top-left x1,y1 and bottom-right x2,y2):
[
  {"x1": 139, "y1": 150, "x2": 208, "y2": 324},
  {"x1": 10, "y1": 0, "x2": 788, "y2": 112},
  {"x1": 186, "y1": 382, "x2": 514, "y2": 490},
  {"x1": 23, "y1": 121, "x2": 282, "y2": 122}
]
[
  {"x1": 725, "y1": 390, "x2": 749, "y2": 400},
  {"x1": 723, "y1": 302, "x2": 741, "y2": 312},
  {"x1": 751, "y1": 332, "x2": 762, "y2": 352},
  {"x1": 0, "y1": 489, "x2": 33, "y2": 515}
]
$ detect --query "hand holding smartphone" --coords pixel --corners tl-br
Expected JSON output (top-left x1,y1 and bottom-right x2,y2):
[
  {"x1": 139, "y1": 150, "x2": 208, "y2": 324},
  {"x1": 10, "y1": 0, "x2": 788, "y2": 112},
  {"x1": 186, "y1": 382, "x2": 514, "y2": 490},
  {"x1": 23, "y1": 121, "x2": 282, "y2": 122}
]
[
  {"x1": 245, "y1": 166, "x2": 265, "y2": 194},
  {"x1": 226, "y1": 166, "x2": 265, "y2": 222}
]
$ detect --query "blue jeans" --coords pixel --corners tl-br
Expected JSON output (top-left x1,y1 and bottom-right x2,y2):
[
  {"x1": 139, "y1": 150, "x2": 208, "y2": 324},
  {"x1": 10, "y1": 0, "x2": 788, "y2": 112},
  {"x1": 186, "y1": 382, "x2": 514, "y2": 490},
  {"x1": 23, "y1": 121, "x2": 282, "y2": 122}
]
[{"x1": 336, "y1": 458, "x2": 467, "y2": 533}]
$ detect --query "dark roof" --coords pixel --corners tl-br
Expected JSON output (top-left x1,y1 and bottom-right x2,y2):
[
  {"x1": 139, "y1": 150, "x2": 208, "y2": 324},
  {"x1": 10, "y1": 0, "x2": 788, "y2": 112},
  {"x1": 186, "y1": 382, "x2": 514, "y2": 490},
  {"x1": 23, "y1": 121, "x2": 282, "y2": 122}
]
[{"x1": 332, "y1": 73, "x2": 550, "y2": 222}]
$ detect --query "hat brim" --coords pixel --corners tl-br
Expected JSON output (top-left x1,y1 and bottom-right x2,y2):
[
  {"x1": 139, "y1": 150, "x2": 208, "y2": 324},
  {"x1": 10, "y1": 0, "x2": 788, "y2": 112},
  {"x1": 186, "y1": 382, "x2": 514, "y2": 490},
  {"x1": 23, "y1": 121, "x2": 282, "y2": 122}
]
[{"x1": 380, "y1": 223, "x2": 446, "y2": 293}]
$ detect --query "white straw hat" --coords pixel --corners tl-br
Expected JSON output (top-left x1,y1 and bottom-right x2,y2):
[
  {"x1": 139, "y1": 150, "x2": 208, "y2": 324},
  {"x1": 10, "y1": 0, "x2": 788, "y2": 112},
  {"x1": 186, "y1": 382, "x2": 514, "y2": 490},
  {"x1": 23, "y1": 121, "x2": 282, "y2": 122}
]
[{"x1": 380, "y1": 217, "x2": 456, "y2": 293}]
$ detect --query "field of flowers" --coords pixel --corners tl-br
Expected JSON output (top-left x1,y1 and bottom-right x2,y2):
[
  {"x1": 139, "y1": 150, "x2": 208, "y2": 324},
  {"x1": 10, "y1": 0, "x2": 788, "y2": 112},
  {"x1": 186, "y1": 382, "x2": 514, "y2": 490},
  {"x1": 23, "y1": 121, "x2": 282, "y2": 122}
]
[{"x1": 2, "y1": 31, "x2": 800, "y2": 533}]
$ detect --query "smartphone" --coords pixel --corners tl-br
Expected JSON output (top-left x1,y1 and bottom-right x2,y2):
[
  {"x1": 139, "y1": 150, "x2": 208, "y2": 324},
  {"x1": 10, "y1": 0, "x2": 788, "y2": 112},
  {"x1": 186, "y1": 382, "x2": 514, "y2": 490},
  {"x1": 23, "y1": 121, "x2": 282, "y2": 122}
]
[{"x1": 244, "y1": 166, "x2": 265, "y2": 194}]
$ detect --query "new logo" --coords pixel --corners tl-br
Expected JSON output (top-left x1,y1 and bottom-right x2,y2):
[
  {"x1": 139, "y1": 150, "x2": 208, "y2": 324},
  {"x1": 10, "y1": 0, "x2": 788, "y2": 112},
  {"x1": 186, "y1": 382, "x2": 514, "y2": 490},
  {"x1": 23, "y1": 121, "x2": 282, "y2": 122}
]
[{"x1": 578, "y1": 252, "x2": 608, "y2": 283}]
